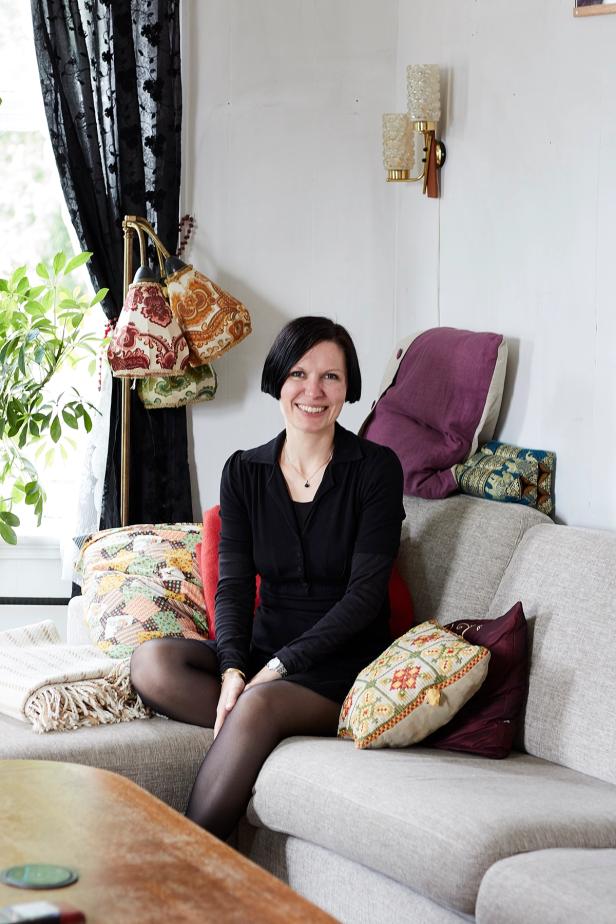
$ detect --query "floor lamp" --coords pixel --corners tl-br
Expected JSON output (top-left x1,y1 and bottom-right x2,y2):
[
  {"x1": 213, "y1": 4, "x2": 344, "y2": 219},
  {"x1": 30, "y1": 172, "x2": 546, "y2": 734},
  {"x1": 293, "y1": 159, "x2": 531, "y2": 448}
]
[
  {"x1": 111, "y1": 216, "x2": 189, "y2": 527},
  {"x1": 111, "y1": 214, "x2": 253, "y2": 526}
]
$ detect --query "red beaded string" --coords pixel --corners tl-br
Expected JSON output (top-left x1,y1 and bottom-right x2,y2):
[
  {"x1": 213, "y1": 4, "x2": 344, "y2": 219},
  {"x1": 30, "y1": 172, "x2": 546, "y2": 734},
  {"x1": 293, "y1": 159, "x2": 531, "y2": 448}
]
[
  {"x1": 177, "y1": 214, "x2": 195, "y2": 258},
  {"x1": 98, "y1": 319, "x2": 116, "y2": 390}
]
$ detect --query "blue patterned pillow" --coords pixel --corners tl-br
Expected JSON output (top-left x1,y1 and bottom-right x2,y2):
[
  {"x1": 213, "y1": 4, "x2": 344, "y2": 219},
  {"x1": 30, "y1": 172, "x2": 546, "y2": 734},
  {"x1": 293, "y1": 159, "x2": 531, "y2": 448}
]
[{"x1": 454, "y1": 441, "x2": 555, "y2": 517}]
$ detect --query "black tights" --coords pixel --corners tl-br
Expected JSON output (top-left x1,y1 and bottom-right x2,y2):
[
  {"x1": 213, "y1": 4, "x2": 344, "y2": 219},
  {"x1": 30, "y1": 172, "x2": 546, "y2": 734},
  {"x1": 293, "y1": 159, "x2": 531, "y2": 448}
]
[{"x1": 130, "y1": 638, "x2": 340, "y2": 841}]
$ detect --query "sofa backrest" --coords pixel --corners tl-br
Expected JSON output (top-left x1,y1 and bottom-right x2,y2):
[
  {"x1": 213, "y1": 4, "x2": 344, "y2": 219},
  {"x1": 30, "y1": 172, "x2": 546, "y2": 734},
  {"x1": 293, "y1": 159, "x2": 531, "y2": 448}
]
[
  {"x1": 488, "y1": 523, "x2": 616, "y2": 785},
  {"x1": 397, "y1": 494, "x2": 550, "y2": 625}
]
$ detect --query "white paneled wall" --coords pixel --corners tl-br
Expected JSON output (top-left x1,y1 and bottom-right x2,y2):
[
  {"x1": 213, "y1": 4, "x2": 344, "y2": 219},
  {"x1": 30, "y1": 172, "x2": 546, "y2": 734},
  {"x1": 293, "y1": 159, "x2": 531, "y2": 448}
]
[
  {"x1": 182, "y1": 0, "x2": 400, "y2": 510},
  {"x1": 184, "y1": 0, "x2": 616, "y2": 529},
  {"x1": 395, "y1": 0, "x2": 616, "y2": 527}
]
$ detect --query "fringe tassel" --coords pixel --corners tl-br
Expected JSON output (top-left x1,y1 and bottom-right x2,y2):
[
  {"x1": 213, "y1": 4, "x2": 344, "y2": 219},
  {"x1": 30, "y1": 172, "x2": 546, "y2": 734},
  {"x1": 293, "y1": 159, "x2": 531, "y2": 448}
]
[{"x1": 25, "y1": 660, "x2": 151, "y2": 734}]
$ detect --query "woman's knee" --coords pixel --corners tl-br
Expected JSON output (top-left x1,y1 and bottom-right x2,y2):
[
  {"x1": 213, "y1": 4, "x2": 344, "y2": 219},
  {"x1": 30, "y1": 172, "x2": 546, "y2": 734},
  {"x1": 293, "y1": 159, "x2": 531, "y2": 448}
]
[
  {"x1": 229, "y1": 681, "x2": 328, "y2": 737},
  {"x1": 238, "y1": 681, "x2": 339, "y2": 736},
  {"x1": 129, "y1": 638, "x2": 178, "y2": 700}
]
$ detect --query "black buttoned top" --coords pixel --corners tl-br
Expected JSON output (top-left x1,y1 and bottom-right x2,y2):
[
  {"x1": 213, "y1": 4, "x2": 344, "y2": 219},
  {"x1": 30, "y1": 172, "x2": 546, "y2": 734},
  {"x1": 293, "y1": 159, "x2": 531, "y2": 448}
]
[{"x1": 214, "y1": 423, "x2": 405, "y2": 704}]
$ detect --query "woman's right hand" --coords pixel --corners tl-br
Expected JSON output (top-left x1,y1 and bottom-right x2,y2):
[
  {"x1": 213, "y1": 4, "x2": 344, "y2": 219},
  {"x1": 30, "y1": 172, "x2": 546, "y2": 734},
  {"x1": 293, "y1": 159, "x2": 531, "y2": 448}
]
[{"x1": 214, "y1": 672, "x2": 246, "y2": 739}]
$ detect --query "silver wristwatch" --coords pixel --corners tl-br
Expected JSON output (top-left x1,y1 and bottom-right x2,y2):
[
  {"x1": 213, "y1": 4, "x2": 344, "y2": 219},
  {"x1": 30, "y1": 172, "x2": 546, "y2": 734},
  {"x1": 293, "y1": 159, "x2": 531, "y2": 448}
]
[{"x1": 266, "y1": 657, "x2": 288, "y2": 678}]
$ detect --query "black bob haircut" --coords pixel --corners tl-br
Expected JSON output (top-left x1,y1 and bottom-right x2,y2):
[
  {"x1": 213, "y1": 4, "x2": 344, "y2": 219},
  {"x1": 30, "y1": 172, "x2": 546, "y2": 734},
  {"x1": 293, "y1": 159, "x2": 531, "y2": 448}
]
[{"x1": 261, "y1": 316, "x2": 362, "y2": 404}]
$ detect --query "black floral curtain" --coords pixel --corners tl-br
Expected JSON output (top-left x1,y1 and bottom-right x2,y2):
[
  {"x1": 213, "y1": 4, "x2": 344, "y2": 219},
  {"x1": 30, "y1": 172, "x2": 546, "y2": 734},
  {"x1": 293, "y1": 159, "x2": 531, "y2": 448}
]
[{"x1": 31, "y1": 0, "x2": 192, "y2": 528}]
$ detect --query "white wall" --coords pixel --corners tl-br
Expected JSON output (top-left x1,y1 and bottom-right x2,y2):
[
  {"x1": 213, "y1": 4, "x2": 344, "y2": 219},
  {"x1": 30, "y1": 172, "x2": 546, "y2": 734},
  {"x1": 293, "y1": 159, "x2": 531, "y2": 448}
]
[
  {"x1": 184, "y1": 0, "x2": 616, "y2": 530},
  {"x1": 395, "y1": 0, "x2": 616, "y2": 528},
  {"x1": 182, "y1": 0, "x2": 399, "y2": 509}
]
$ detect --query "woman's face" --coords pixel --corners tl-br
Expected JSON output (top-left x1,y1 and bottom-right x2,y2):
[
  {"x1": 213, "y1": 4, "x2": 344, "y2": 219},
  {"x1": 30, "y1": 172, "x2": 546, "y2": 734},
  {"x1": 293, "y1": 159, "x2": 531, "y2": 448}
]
[{"x1": 279, "y1": 340, "x2": 347, "y2": 437}]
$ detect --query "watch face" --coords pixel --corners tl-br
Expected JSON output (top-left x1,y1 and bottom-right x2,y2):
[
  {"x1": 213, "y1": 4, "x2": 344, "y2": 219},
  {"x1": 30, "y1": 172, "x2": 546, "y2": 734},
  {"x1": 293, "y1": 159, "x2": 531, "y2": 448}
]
[{"x1": 267, "y1": 658, "x2": 280, "y2": 671}]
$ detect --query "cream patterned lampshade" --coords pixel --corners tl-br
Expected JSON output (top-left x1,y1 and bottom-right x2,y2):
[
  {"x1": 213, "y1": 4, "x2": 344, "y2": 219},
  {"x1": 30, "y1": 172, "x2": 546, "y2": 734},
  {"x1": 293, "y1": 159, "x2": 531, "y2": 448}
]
[
  {"x1": 382, "y1": 113, "x2": 414, "y2": 174},
  {"x1": 406, "y1": 64, "x2": 441, "y2": 123},
  {"x1": 107, "y1": 280, "x2": 190, "y2": 378}
]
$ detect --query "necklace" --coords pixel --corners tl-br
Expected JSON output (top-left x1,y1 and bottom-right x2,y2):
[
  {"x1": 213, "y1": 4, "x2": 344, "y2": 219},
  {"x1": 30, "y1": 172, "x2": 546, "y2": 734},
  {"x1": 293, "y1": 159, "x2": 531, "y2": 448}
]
[{"x1": 283, "y1": 446, "x2": 334, "y2": 488}]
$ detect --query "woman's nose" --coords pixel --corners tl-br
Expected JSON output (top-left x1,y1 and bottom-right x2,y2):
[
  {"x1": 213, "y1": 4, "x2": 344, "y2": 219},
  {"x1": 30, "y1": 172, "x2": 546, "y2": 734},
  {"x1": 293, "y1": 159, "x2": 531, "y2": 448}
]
[{"x1": 304, "y1": 375, "x2": 324, "y2": 397}]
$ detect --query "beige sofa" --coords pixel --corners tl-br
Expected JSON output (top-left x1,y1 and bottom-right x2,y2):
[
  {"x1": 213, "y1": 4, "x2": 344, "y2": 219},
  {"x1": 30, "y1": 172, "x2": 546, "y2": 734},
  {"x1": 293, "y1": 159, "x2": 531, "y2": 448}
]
[{"x1": 2, "y1": 493, "x2": 616, "y2": 923}]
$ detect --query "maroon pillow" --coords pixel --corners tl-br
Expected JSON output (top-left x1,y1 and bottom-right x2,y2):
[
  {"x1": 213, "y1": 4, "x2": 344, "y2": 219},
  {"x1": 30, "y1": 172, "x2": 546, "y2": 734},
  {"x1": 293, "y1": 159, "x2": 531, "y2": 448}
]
[
  {"x1": 362, "y1": 328, "x2": 507, "y2": 498},
  {"x1": 427, "y1": 602, "x2": 528, "y2": 759}
]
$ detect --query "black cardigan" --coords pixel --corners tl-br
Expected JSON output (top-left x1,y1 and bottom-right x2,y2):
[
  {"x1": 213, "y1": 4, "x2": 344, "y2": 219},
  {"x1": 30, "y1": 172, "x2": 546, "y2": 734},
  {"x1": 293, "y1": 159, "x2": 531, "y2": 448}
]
[{"x1": 214, "y1": 423, "x2": 405, "y2": 677}]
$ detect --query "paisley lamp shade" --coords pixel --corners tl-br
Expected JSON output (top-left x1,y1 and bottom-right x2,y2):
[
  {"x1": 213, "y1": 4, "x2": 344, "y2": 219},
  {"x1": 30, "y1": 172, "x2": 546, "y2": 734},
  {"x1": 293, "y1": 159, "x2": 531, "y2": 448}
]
[
  {"x1": 164, "y1": 260, "x2": 252, "y2": 365},
  {"x1": 107, "y1": 279, "x2": 190, "y2": 377}
]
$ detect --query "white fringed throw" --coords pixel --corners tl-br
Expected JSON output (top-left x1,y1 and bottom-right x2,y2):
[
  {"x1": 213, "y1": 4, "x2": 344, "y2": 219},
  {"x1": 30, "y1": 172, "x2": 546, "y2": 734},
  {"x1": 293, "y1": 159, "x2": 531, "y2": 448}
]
[{"x1": 0, "y1": 620, "x2": 150, "y2": 733}]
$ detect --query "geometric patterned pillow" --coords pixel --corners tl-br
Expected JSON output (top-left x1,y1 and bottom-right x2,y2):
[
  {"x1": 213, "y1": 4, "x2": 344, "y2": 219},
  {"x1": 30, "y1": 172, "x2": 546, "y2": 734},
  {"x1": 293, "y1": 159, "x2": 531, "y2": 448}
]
[
  {"x1": 75, "y1": 524, "x2": 209, "y2": 658},
  {"x1": 455, "y1": 441, "x2": 556, "y2": 517},
  {"x1": 338, "y1": 620, "x2": 490, "y2": 749}
]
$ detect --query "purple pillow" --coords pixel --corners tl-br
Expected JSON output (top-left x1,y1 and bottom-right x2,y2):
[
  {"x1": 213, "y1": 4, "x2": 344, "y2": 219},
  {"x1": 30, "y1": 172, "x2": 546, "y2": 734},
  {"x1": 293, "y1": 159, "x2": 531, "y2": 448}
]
[
  {"x1": 362, "y1": 328, "x2": 507, "y2": 498},
  {"x1": 427, "y1": 602, "x2": 528, "y2": 759}
]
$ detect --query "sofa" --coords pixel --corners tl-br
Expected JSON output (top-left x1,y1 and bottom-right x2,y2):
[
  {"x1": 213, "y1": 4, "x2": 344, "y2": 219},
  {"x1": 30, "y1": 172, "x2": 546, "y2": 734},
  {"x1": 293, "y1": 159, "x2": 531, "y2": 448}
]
[{"x1": 1, "y1": 493, "x2": 615, "y2": 923}]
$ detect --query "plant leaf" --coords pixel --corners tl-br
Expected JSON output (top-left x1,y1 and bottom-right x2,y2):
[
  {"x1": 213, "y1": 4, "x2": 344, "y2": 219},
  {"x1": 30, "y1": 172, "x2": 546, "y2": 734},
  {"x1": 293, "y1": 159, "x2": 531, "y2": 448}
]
[
  {"x1": 50, "y1": 416, "x2": 61, "y2": 443},
  {"x1": 36, "y1": 262, "x2": 50, "y2": 280},
  {"x1": 10, "y1": 265, "x2": 28, "y2": 287},
  {"x1": 62, "y1": 408, "x2": 78, "y2": 429},
  {"x1": 0, "y1": 519, "x2": 17, "y2": 544},
  {"x1": 90, "y1": 287, "x2": 109, "y2": 306},
  {"x1": 52, "y1": 252, "x2": 67, "y2": 276},
  {"x1": 0, "y1": 511, "x2": 19, "y2": 527},
  {"x1": 63, "y1": 252, "x2": 92, "y2": 275}
]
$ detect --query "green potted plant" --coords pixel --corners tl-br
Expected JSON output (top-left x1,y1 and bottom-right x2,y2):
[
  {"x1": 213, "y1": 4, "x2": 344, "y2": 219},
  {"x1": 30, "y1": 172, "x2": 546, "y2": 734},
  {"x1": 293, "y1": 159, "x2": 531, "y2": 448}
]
[{"x1": 0, "y1": 251, "x2": 107, "y2": 544}]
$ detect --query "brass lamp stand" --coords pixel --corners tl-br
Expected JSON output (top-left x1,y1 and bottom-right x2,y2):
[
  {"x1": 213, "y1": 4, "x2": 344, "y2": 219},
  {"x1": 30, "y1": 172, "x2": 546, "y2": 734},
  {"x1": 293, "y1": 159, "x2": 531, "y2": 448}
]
[{"x1": 119, "y1": 215, "x2": 174, "y2": 527}]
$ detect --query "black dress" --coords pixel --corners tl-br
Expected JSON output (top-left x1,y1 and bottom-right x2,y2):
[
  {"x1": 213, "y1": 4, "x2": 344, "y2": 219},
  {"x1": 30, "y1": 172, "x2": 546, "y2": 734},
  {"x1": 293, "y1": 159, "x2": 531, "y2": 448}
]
[{"x1": 212, "y1": 423, "x2": 405, "y2": 704}]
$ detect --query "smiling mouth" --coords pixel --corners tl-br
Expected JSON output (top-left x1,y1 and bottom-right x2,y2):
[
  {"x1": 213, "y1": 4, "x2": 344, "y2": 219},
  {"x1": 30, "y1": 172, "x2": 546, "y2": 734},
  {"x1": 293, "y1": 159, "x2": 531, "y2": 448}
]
[{"x1": 296, "y1": 404, "x2": 326, "y2": 414}]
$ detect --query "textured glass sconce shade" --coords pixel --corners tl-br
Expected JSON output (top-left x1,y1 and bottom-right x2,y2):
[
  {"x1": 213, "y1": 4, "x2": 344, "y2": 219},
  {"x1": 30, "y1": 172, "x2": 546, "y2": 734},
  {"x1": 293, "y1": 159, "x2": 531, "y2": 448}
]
[
  {"x1": 382, "y1": 113, "x2": 414, "y2": 180},
  {"x1": 406, "y1": 64, "x2": 441, "y2": 124}
]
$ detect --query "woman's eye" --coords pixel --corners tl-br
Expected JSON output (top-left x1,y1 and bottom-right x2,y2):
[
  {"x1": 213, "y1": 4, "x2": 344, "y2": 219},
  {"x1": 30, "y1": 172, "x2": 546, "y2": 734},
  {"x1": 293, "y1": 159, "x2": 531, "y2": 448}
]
[
  {"x1": 324, "y1": 373, "x2": 339, "y2": 380},
  {"x1": 289, "y1": 370, "x2": 304, "y2": 378}
]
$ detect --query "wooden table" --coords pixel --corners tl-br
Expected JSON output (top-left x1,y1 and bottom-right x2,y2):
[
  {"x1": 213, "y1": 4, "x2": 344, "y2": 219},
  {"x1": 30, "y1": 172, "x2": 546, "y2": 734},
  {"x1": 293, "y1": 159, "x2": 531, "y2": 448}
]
[{"x1": 0, "y1": 760, "x2": 336, "y2": 923}]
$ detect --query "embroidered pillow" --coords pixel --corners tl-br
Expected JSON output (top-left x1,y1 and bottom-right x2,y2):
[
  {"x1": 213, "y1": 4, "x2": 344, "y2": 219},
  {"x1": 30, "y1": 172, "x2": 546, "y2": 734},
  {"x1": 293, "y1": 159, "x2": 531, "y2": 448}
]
[
  {"x1": 455, "y1": 442, "x2": 556, "y2": 517},
  {"x1": 76, "y1": 524, "x2": 208, "y2": 658},
  {"x1": 197, "y1": 505, "x2": 413, "y2": 639},
  {"x1": 362, "y1": 328, "x2": 507, "y2": 498},
  {"x1": 338, "y1": 620, "x2": 490, "y2": 749},
  {"x1": 427, "y1": 602, "x2": 528, "y2": 758}
]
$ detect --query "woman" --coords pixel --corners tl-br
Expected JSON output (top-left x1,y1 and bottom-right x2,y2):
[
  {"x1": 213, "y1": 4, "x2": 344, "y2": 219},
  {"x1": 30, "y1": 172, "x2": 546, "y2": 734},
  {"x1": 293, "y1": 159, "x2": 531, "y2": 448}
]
[{"x1": 130, "y1": 316, "x2": 404, "y2": 841}]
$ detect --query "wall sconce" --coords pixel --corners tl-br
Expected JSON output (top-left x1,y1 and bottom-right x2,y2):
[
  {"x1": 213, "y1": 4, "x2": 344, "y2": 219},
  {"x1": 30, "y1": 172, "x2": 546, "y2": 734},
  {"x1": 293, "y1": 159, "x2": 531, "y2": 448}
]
[{"x1": 383, "y1": 64, "x2": 446, "y2": 198}]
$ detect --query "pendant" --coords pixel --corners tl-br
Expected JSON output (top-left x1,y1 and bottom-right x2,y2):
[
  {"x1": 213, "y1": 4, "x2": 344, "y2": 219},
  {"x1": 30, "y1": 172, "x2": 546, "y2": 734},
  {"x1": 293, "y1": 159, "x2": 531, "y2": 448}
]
[{"x1": 304, "y1": 481, "x2": 310, "y2": 488}]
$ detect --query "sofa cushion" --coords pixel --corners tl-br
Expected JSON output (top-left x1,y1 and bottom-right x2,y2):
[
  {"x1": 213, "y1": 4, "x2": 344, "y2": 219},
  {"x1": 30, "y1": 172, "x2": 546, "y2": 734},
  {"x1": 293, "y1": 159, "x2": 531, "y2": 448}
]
[
  {"x1": 397, "y1": 494, "x2": 551, "y2": 626},
  {"x1": 361, "y1": 328, "x2": 507, "y2": 499},
  {"x1": 77, "y1": 524, "x2": 208, "y2": 658},
  {"x1": 238, "y1": 823, "x2": 464, "y2": 924},
  {"x1": 428, "y1": 602, "x2": 528, "y2": 759},
  {"x1": 487, "y1": 524, "x2": 616, "y2": 784},
  {"x1": 476, "y1": 849, "x2": 616, "y2": 924},
  {"x1": 455, "y1": 440, "x2": 556, "y2": 517},
  {"x1": 338, "y1": 620, "x2": 490, "y2": 749},
  {"x1": 248, "y1": 738, "x2": 616, "y2": 915},
  {"x1": 0, "y1": 712, "x2": 212, "y2": 813}
]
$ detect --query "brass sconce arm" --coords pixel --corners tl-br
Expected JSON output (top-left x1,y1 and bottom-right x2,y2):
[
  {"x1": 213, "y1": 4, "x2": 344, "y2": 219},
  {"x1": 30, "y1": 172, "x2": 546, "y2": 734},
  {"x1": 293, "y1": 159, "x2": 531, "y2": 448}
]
[
  {"x1": 383, "y1": 65, "x2": 446, "y2": 198},
  {"x1": 385, "y1": 127, "x2": 446, "y2": 185}
]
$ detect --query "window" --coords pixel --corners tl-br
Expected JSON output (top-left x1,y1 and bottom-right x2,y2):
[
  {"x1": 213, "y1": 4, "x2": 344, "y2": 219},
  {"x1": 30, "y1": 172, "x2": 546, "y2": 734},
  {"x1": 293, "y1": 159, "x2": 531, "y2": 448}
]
[{"x1": 0, "y1": 0, "x2": 105, "y2": 543}]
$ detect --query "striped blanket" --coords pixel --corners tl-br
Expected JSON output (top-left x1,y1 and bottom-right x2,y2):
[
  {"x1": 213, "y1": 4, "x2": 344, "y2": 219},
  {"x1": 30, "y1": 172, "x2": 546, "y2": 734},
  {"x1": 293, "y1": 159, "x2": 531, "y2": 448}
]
[{"x1": 0, "y1": 620, "x2": 149, "y2": 733}]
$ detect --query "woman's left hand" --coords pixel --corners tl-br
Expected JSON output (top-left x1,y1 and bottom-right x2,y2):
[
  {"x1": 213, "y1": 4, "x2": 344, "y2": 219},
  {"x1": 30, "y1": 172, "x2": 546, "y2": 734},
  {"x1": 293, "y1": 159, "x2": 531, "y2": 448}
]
[{"x1": 244, "y1": 667, "x2": 282, "y2": 690}]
